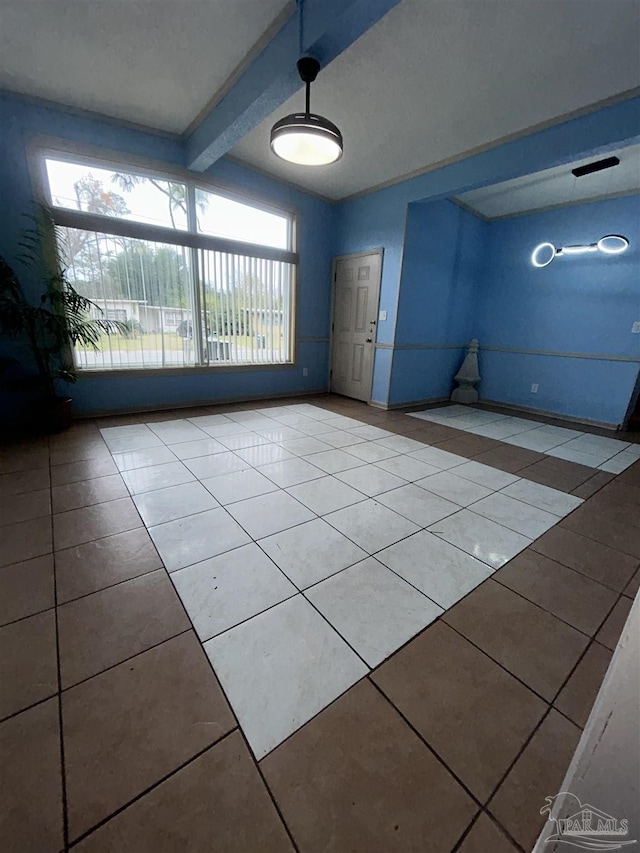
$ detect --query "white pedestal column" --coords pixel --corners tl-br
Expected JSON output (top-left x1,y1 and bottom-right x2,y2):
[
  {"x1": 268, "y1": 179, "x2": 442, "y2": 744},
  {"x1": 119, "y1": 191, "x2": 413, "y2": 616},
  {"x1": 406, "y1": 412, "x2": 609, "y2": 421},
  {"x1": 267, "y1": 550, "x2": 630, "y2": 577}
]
[{"x1": 451, "y1": 338, "x2": 480, "y2": 404}]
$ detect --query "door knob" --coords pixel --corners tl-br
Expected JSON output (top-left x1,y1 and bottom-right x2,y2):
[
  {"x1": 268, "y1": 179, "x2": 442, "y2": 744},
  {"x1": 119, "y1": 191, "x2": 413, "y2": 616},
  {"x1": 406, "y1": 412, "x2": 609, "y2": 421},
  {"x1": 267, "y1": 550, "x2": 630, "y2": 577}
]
[{"x1": 366, "y1": 337, "x2": 373, "y2": 343}]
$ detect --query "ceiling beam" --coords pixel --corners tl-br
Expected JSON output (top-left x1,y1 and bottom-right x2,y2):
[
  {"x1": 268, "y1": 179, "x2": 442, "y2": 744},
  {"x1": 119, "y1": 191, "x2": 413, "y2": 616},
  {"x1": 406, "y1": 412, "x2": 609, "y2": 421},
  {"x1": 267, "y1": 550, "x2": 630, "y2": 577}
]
[{"x1": 185, "y1": 0, "x2": 401, "y2": 172}]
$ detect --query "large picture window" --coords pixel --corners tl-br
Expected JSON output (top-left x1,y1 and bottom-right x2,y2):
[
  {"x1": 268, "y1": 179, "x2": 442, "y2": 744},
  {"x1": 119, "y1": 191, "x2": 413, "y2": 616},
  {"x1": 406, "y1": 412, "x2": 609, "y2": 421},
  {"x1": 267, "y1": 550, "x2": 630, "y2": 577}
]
[{"x1": 41, "y1": 154, "x2": 296, "y2": 371}]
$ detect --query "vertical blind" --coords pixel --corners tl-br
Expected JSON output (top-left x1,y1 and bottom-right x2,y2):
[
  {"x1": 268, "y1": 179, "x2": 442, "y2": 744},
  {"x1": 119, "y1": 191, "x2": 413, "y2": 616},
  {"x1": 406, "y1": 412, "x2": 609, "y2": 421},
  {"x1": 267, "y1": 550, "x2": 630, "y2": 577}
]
[
  {"x1": 58, "y1": 227, "x2": 294, "y2": 370},
  {"x1": 43, "y1": 154, "x2": 297, "y2": 371}
]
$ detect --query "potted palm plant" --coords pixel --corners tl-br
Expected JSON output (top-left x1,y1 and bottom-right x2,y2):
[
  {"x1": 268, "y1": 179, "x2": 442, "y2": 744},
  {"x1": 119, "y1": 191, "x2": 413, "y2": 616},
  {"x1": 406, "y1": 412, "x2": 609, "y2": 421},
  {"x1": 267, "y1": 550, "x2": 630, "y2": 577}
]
[{"x1": 0, "y1": 215, "x2": 126, "y2": 432}]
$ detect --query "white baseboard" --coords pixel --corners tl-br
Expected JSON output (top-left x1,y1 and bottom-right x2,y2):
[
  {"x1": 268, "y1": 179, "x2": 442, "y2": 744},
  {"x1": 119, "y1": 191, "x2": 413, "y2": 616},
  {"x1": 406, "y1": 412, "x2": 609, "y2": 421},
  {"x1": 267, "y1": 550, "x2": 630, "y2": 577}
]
[{"x1": 478, "y1": 398, "x2": 619, "y2": 430}]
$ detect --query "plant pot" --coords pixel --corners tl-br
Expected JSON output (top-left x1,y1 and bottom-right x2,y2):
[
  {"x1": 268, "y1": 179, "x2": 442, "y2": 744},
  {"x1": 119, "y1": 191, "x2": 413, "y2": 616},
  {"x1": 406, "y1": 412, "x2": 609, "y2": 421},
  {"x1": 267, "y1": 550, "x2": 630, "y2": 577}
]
[
  {"x1": 26, "y1": 395, "x2": 74, "y2": 433},
  {"x1": 50, "y1": 396, "x2": 74, "y2": 432}
]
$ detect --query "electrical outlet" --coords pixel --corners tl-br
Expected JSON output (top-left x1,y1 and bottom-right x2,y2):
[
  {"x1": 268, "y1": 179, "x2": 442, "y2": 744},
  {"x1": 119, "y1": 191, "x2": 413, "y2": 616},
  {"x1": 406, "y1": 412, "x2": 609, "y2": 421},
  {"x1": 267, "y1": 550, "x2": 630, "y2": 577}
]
[
  {"x1": 531, "y1": 383, "x2": 539, "y2": 393},
  {"x1": 302, "y1": 367, "x2": 308, "y2": 376},
  {"x1": 632, "y1": 321, "x2": 640, "y2": 334}
]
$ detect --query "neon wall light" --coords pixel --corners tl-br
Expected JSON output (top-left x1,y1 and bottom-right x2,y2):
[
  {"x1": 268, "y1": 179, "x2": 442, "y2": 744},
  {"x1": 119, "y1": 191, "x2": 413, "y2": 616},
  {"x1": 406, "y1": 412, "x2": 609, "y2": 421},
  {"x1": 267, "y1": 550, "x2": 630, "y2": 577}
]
[{"x1": 531, "y1": 235, "x2": 629, "y2": 267}]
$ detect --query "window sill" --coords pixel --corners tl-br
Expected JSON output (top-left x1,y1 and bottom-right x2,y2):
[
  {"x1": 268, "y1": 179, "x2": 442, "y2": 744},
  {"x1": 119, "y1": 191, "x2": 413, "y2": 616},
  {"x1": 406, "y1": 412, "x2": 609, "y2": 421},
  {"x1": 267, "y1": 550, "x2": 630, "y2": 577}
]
[{"x1": 75, "y1": 362, "x2": 296, "y2": 379}]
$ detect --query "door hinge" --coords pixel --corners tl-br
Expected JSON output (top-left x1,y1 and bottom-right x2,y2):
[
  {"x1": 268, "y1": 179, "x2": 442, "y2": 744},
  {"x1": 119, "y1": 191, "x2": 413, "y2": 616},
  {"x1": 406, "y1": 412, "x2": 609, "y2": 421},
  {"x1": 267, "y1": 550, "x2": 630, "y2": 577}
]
[{"x1": 334, "y1": 271, "x2": 337, "y2": 282}]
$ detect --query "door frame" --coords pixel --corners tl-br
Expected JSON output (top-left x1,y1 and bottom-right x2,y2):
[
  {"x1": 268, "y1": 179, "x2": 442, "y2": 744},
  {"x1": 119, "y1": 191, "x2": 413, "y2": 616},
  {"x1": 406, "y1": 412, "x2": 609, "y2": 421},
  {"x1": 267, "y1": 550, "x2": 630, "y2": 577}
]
[{"x1": 328, "y1": 248, "x2": 384, "y2": 403}]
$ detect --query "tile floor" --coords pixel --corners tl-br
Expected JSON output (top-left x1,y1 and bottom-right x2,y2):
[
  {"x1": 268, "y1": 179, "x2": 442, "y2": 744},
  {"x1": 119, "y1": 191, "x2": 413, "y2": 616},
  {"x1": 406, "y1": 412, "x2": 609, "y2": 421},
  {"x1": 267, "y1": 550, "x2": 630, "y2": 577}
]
[
  {"x1": 1, "y1": 394, "x2": 638, "y2": 852},
  {"x1": 410, "y1": 404, "x2": 640, "y2": 473}
]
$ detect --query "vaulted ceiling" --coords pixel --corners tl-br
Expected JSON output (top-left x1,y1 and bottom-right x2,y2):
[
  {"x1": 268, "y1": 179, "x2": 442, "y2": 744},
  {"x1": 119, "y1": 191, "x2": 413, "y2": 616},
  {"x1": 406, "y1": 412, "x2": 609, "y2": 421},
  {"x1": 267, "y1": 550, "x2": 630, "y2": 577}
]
[
  {"x1": 0, "y1": 0, "x2": 291, "y2": 133},
  {"x1": 1, "y1": 0, "x2": 639, "y2": 200}
]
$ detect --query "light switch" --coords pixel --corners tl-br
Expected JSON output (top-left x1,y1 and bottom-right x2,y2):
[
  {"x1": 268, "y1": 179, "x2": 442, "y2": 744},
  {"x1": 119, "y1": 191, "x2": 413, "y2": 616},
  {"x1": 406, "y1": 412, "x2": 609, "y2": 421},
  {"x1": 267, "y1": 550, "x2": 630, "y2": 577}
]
[
  {"x1": 632, "y1": 321, "x2": 640, "y2": 333},
  {"x1": 379, "y1": 310, "x2": 387, "y2": 322}
]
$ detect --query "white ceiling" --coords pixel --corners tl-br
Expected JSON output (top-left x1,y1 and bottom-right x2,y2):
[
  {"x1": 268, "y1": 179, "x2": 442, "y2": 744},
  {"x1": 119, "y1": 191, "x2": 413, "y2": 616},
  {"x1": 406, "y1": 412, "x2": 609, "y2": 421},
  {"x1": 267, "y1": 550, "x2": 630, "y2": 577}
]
[
  {"x1": 0, "y1": 0, "x2": 290, "y2": 133},
  {"x1": 454, "y1": 143, "x2": 640, "y2": 218},
  {"x1": 1, "y1": 0, "x2": 639, "y2": 199},
  {"x1": 230, "y1": 0, "x2": 640, "y2": 199}
]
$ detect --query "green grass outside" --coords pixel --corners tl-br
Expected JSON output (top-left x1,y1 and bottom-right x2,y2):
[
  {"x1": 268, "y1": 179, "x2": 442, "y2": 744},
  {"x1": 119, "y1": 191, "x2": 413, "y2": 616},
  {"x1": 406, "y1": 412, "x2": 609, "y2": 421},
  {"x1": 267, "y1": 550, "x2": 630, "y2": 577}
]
[{"x1": 77, "y1": 332, "x2": 277, "y2": 353}]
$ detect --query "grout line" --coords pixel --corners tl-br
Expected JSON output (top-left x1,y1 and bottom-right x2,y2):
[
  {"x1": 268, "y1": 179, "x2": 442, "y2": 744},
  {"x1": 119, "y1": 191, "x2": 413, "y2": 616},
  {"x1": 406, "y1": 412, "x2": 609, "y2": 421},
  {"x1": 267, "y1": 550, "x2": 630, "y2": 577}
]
[
  {"x1": 0, "y1": 475, "x2": 53, "y2": 498},
  {"x1": 549, "y1": 637, "x2": 616, "y2": 729},
  {"x1": 450, "y1": 808, "x2": 526, "y2": 853},
  {"x1": 0, "y1": 601, "x2": 56, "y2": 630},
  {"x1": 0, "y1": 547, "x2": 54, "y2": 571},
  {"x1": 49, "y1": 438, "x2": 71, "y2": 853},
  {"x1": 481, "y1": 708, "x2": 559, "y2": 848},
  {"x1": 66, "y1": 729, "x2": 239, "y2": 848},
  {"x1": 51, "y1": 491, "x2": 131, "y2": 518},
  {"x1": 0, "y1": 689, "x2": 61, "y2": 728},
  {"x1": 483, "y1": 577, "x2": 593, "y2": 640},
  {"x1": 298, "y1": 591, "x2": 372, "y2": 671},
  {"x1": 528, "y1": 532, "x2": 640, "y2": 592},
  {"x1": 440, "y1": 576, "x2": 626, "y2": 725},
  {"x1": 50, "y1": 464, "x2": 123, "y2": 490},
  {"x1": 367, "y1": 677, "x2": 528, "y2": 853},
  {"x1": 51, "y1": 522, "x2": 145, "y2": 555},
  {"x1": 449, "y1": 810, "x2": 484, "y2": 853},
  {"x1": 441, "y1": 618, "x2": 571, "y2": 710},
  {"x1": 248, "y1": 669, "x2": 371, "y2": 763},
  {"x1": 58, "y1": 628, "x2": 192, "y2": 695},
  {"x1": 135, "y1": 492, "x2": 224, "y2": 525},
  {"x1": 56, "y1": 564, "x2": 164, "y2": 608},
  {"x1": 193, "y1": 586, "x2": 300, "y2": 645},
  {"x1": 483, "y1": 701, "x2": 581, "y2": 819},
  {"x1": 243, "y1": 748, "x2": 301, "y2": 853}
]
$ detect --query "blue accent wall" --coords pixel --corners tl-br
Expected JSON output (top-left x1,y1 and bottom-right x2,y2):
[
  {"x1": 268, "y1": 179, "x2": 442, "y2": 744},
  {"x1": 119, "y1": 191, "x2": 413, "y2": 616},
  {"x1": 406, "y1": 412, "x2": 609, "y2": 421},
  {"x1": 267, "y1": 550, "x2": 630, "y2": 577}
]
[
  {"x1": 0, "y1": 91, "x2": 336, "y2": 414},
  {"x1": 335, "y1": 96, "x2": 640, "y2": 407},
  {"x1": 477, "y1": 194, "x2": 640, "y2": 425}
]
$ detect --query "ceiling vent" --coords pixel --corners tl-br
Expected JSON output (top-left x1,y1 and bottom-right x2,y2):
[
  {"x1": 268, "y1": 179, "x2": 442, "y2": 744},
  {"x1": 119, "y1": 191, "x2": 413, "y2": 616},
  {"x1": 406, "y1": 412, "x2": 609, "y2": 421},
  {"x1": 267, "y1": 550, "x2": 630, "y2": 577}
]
[{"x1": 572, "y1": 156, "x2": 620, "y2": 178}]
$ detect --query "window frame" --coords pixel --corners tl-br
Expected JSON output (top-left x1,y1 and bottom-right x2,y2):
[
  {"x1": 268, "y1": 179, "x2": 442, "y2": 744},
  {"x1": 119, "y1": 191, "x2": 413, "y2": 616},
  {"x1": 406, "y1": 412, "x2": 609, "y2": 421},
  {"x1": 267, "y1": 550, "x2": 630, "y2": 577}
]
[{"x1": 29, "y1": 139, "x2": 299, "y2": 376}]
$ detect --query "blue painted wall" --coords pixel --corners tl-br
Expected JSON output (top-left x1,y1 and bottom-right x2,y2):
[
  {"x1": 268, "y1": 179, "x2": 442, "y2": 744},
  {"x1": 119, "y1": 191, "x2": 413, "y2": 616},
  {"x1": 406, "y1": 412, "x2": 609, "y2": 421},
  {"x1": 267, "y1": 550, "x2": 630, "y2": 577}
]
[
  {"x1": 0, "y1": 91, "x2": 336, "y2": 414},
  {"x1": 385, "y1": 199, "x2": 486, "y2": 404},
  {"x1": 2, "y1": 89, "x2": 639, "y2": 422},
  {"x1": 477, "y1": 194, "x2": 640, "y2": 425},
  {"x1": 395, "y1": 201, "x2": 484, "y2": 344},
  {"x1": 335, "y1": 96, "x2": 640, "y2": 406}
]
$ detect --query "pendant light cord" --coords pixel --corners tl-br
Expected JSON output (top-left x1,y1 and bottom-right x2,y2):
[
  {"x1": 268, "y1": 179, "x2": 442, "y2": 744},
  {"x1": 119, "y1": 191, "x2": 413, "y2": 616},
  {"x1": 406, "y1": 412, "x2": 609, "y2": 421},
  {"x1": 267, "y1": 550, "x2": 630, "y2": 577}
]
[
  {"x1": 297, "y1": 0, "x2": 311, "y2": 116},
  {"x1": 298, "y1": 0, "x2": 304, "y2": 54}
]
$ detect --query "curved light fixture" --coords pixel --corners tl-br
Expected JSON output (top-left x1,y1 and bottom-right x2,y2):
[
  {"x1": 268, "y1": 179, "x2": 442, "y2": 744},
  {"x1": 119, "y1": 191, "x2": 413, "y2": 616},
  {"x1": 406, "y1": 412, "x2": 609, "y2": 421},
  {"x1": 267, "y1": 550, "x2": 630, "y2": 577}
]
[
  {"x1": 597, "y1": 234, "x2": 629, "y2": 254},
  {"x1": 531, "y1": 242, "x2": 556, "y2": 268},
  {"x1": 531, "y1": 235, "x2": 629, "y2": 267},
  {"x1": 271, "y1": 57, "x2": 343, "y2": 166}
]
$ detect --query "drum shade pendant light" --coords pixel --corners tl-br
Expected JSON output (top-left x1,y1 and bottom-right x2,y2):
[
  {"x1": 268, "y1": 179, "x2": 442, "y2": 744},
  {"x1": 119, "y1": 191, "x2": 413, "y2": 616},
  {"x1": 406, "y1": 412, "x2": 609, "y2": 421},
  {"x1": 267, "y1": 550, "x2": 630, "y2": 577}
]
[{"x1": 270, "y1": 1, "x2": 343, "y2": 166}]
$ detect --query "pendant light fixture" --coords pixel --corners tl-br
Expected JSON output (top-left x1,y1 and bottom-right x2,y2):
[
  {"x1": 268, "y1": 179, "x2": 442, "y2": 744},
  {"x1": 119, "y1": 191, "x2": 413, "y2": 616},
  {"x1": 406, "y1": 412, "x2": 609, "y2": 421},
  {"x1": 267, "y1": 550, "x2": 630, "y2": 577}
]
[{"x1": 270, "y1": 0, "x2": 343, "y2": 166}]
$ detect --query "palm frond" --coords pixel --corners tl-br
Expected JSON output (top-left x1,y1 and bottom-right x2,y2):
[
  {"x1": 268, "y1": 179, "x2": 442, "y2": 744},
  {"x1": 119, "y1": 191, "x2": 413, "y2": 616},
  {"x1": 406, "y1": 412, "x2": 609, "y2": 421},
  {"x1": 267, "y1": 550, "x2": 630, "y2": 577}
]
[
  {"x1": 58, "y1": 364, "x2": 79, "y2": 385},
  {"x1": 1, "y1": 208, "x2": 129, "y2": 395}
]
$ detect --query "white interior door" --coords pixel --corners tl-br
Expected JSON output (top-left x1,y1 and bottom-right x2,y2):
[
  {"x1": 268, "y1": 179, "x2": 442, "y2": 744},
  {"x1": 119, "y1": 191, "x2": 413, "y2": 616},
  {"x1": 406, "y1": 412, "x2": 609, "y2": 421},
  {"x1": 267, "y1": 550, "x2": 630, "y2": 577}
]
[{"x1": 330, "y1": 251, "x2": 382, "y2": 401}]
